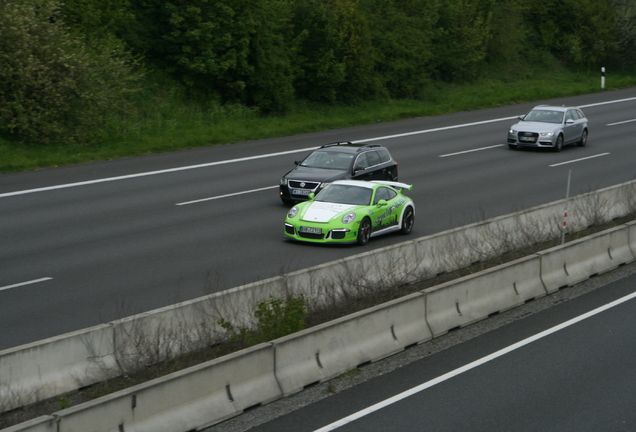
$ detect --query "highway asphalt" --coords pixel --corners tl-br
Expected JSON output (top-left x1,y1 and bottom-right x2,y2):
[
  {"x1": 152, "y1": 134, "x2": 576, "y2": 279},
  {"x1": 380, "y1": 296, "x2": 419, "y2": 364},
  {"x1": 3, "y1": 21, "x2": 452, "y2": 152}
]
[{"x1": 2, "y1": 88, "x2": 636, "y2": 350}]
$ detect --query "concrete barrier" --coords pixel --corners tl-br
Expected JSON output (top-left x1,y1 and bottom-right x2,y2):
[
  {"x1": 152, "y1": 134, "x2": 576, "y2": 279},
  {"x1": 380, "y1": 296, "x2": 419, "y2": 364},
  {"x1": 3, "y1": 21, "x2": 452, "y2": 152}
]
[
  {"x1": 2, "y1": 417, "x2": 56, "y2": 432},
  {"x1": 538, "y1": 225, "x2": 634, "y2": 293},
  {"x1": 425, "y1": 255, "x2": 546, "y2": 337},
  {"x1": 419, "y1": 180, "x2": 636, "y2": 276},
  {"x1": 50, "y1": 343, "x2": 280, "y2": 432},
  {"x1": 0, "y1": 325, "x2": 116, "y2": 412},
  {"x1": 273, "y1": 292, "x2": 431, "y2": 396},
  {"x1": 628, "y1": 221, "x2": 636, "y2": 257},
  {"x1": 571, "y1": 181, "x2": 636, "y2": 228}
]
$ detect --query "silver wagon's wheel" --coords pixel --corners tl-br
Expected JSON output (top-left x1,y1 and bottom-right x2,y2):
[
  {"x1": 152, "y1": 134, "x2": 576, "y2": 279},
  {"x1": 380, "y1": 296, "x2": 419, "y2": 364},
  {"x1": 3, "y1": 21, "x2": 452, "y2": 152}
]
[{"x1": 577, "y1": 129, "x2": 588, "y2": 147}]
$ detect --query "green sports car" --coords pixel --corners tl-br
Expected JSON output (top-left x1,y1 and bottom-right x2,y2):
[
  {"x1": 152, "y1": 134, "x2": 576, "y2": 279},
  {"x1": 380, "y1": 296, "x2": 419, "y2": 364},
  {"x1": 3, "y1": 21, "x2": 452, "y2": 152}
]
[{"x1": 283, "y1": 179, "x2": 415, "y2": 245}]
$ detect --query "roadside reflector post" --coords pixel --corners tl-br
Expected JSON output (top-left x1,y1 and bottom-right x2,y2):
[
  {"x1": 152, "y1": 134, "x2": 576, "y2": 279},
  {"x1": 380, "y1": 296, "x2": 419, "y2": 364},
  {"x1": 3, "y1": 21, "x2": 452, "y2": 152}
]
[
  {"x1": 601, "y1": 67, "x2": 605, "y2": 89},
  {"x1": 562, "y1": 169, "x2": 572, "y2": 245}
]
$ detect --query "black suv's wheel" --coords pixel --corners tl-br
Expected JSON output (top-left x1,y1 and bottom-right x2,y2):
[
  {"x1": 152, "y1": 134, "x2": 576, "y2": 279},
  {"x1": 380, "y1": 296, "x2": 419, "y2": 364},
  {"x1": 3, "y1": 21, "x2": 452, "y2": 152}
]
[
  {"x1": 400, "y1": 206, "x2": 414, "y2": 235},
  {"x1": 280, "y1": 197, "x2": 295, "y2": 206},
  {"x1": 357, "y1": 218, "x2": 371, "y2": 245},
  {"x1": 577, "y1": 129, "x2": 588, "y2": 147},
  {"x1": 554, "y1": 134, "x2": 564, "y2": 152}
]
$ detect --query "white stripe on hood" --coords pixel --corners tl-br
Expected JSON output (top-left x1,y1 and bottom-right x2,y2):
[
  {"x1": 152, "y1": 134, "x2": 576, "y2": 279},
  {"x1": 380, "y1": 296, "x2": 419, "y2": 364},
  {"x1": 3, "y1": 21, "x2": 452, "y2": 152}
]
[{"x1": 302, "y1": 202, "x2": 355, "y2": 222}]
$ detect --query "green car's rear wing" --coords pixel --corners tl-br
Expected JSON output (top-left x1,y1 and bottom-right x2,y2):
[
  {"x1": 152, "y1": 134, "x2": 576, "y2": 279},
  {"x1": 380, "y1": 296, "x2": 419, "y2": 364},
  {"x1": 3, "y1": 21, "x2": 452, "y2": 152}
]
[{"x1": 369, "y1": 180, "x2": 413, "y2": 192}]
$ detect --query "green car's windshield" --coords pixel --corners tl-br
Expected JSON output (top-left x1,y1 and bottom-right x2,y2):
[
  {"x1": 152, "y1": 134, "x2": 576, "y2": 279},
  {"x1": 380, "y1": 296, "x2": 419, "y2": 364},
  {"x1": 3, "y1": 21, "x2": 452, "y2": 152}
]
[
  {"x1": 300, "y1": 151, "x2": 354, "y2": 170},
  {"x1": 315, "y1": 185, "x2": 372, "y2": 206},
  {"x1": 523, "y1": 109, "x2": 563, "y2": 124}
]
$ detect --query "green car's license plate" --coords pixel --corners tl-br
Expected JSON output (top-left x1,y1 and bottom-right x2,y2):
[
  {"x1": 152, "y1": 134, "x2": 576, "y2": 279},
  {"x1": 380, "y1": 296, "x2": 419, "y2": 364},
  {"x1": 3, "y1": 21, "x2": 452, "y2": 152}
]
[{"x1": 300, "y1": 226, "x2": 322, "y2": 234}]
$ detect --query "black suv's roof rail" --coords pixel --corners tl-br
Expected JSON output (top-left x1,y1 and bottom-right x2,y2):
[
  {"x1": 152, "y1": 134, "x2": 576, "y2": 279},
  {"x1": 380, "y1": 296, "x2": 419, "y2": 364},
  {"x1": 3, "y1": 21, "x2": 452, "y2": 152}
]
[{"x1": 319, "y1": 141, "x2": 382, "y2": 151}]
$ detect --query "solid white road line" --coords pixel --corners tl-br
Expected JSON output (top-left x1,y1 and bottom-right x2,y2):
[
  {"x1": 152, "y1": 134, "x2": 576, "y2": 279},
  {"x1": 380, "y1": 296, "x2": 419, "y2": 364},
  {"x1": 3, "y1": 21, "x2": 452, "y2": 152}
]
[
  {"x1": 0, "y1": 277, "x2": 53, "y2": 292},
  {"x1": 176, "y1": 185, "x2": 278, "y2": 205},
  {"x1": 0, "y1": 148, "x2": 318, "y2": 199},
  {"x1": 358, "y1": 117, "x2": 518, "y2": 143},
  {"x1": 439, "y1": 144, "x2": 504, "y2": 158},
  {"x1": 607, "y1": 118, "x2": 636, "y2": 126},
  {"x1": 549, "y1": 153, "x2": 610, "y2": 167},
  {"x1": 579, "y1": 96, "x2": 636, "y2": 109},
  {"x1": 313, "y1": 290, "x2": 636, "y2": 432},
  {"x1": 2, "y1": 96, "x2": 635, "y2": 199}
]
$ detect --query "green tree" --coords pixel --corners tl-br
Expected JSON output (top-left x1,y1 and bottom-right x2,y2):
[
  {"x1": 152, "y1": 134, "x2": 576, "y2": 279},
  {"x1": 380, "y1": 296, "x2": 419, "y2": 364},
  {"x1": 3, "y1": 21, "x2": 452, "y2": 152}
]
[
  {"x1": 145, "y1": 0, "x2": 294, "y2": 112},
  {"x1": 290, "y1": 0, "x2": 348, "y2": 102},
  {"x1": 244, "y1": 0, "x2": 296, "y2": 113},
  {"x1": 332, "y1": 0, "x2": 379, "y2": 102},
  {"x1": 485, "y1": 0, "x2": 530, "y2": 65},
  {"x1": 161, "y1": 0, "x2": 253, "y2": 99},
  {"x1": 431, "y1": 0, "x2": 494, "y2": 81},
  {"x1": 527, "y1": 0, "x2": 617, "y2": 67},
  {"x1": 290, "y1": 0, "x2": 378, "y2": 103},
  {"x1": 611, "y1": 0, "x2": 636, "y2": 67},
  {"x1": 365, "y1": 0, "x2": 439, "y2": 99},
  {"x1": 59, "y1": 0, "x2": 135, "y2": 41},
  {"x1": 0, "y1": 0, "x2": 143, "y2": 144}
]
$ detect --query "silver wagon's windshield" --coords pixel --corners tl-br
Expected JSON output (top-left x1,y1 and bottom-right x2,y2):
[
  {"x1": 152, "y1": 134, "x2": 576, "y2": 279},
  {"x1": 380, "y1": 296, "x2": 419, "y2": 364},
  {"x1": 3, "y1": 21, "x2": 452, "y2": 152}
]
[
  {"x1": 315, "y1": 184, "x2": 372, "y2": 206},
  {"x1": 523, "y1": 109, "x2": 564, "y2": 124}
]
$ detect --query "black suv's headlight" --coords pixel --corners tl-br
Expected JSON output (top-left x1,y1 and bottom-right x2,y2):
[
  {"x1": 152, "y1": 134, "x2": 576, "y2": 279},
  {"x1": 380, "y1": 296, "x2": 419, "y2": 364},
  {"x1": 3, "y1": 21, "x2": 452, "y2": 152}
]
[{"x1": 280, "y1": 178, "x2": 288, "y2": 186}]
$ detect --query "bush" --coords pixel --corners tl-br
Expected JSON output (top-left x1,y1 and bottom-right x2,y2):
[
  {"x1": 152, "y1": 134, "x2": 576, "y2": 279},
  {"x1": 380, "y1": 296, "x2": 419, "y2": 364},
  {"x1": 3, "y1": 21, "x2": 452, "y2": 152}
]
[
  {"x1": 218, "y1": 295, "x2": 308, "y2": 346},
  {"x1": 0, "y1": 0, "x2": 143, "y2": 144},
  {"x1": 612, "y1": 0, "x2": 636, "y2": 67}
]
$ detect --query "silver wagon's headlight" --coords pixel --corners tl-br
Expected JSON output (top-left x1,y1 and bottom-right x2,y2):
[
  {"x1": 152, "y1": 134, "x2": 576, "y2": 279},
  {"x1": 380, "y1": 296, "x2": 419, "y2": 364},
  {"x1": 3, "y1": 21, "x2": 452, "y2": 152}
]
[
  {"x1": 288, "y1": 206, "x2": 299, "y2": 218},
  {"x1": 342, "y1": 212, "x2": 356, "y2": 224},
  {"x1": 540, "y1": 131, "x2": 555, "y2": 137}
]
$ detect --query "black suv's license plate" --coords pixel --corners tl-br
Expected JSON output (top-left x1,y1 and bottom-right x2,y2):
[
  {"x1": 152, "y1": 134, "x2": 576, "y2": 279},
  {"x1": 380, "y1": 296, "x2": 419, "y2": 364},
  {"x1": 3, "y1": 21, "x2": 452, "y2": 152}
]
[
  {"x1": 292, "y1": 189, "x2": 312, "y2": 196},
  {"x1": 300, "y1": 226, "x2": 322, "y2": 234}
]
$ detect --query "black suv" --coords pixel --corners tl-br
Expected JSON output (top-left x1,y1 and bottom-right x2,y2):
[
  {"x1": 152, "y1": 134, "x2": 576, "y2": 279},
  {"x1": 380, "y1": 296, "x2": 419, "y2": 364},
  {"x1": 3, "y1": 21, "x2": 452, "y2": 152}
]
[{"x1": 279, "y1": 142, "x2": 398, "y2": 205}]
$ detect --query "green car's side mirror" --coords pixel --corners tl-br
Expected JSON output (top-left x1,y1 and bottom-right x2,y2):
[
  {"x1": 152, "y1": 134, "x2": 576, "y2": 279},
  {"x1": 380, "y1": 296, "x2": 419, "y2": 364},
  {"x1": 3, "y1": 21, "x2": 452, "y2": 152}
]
[
  {"x1": 376, "y1": 199, "x2": 388, "y2": 207},
  {"x1": 308, "y1": 193, "x2": 315, "y2": 200}
]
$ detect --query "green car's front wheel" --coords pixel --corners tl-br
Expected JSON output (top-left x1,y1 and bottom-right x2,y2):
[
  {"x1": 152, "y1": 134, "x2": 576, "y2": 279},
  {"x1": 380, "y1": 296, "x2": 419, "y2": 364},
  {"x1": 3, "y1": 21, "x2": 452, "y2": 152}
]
[
  {"x1": 357, "y1": 217, "x2": 372, "y2": 245},
  {"x1": 400, "y1": 206, "x2": 414, "y2": 234}
]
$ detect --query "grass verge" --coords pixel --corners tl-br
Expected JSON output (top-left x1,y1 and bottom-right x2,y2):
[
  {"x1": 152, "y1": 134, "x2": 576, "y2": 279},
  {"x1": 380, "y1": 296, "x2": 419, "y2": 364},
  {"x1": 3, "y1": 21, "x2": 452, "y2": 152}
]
[{"x1": 2, "y1": 68, "x2": 635, "y2": 174}]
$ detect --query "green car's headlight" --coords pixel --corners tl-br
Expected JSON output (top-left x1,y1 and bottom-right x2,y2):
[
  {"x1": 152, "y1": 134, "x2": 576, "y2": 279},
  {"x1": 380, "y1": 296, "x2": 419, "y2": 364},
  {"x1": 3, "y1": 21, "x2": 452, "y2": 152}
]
[
  {"x1": 341, "y1": 212, "x2": 356, "y2": 224},
  {"x1": 288, "y1": 206, "x2": 299, "y2": 218}
]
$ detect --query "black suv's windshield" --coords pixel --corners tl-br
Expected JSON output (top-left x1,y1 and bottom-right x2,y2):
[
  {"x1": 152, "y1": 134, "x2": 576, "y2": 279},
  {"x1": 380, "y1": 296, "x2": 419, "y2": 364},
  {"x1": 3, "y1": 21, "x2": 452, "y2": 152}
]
[
  {"x1": 523, "y1": 109, "x2": 564, "y2": 124},
  {"x1": 315, "y1": 184, "x2": 372, "y2": 205},
  {"x1": 300, "y1": 151, "x2": 353, "y2": 170}
]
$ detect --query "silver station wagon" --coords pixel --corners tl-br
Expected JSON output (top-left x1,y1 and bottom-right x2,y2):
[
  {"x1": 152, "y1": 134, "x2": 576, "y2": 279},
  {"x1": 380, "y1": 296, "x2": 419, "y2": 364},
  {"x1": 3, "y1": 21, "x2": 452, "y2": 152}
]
[{"x1": 507, "y1": 105, "x2": 589, "y2": 152}]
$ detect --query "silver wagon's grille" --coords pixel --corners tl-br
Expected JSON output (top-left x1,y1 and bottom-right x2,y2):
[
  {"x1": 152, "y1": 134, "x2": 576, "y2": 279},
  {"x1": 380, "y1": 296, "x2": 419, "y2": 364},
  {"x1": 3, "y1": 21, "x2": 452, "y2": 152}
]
[{"x1": 517, "y1": 132, "x2": 538, "y2": 143}]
